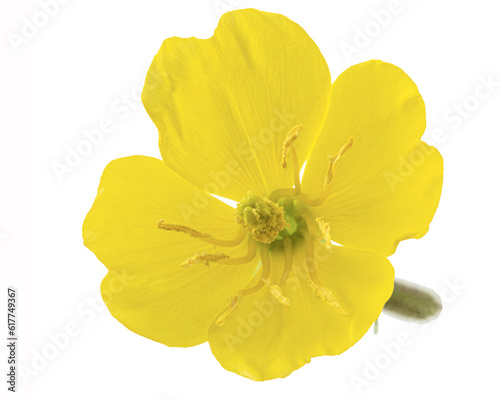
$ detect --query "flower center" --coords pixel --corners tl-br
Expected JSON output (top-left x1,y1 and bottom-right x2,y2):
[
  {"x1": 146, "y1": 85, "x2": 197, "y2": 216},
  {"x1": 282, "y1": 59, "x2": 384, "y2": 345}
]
[
  {"x1": 234, "y1": 193, "x2": 289, "y2": 244},
  {"x1": 156, "y1": 125, "x2": 354, "y2": 326}
]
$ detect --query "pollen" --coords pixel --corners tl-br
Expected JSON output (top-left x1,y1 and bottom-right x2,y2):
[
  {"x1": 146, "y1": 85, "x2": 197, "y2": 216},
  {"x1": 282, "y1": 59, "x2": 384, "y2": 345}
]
[
  {"x1": 281, "y1": 124, "x2": 303, "y2": 169},
  {"x1": 235, "y1": 193, "x2": 290, "y2": 244},
  {"x1": 181, "y1": 251, "x2": 228, "y2": 268},
  {"x1": 315, "y1": 216, "x2": 332, "y2": 248},
  {"x1": 215, "y1": 290, "x2": 245, "y2": 326},
  {"x1": 324, "y1": 138, "x2": 354, "y2": 188},
  {"x1": 156, "y1": 220, "x2": 212, "y2": 240},
  {"x1": 308, "y1": 280, "x2": 347, "y2": 316},
  {"x1": 262, "y1": 278, "x2": 290, "y2": 307}
]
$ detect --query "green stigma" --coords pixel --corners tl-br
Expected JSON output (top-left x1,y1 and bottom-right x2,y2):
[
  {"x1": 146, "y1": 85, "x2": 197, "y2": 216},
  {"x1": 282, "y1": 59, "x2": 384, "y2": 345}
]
[{"x1": 235, "y1": 193, "x2": 289, "y2": 244}]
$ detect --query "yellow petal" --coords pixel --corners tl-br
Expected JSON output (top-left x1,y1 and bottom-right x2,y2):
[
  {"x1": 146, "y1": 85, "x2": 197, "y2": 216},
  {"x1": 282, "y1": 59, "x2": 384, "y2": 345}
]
[
  {"x1": 302, "y1": 60, "x2": 443, "y2": 256},
  {"x1": 315, "y1": 143, "x2": 442, "y2": 256},
  {"x1": 142, "y1": 8, "x2": 331, "y2": 201},
  {"x1": 207, "y1": 240, "x2": 394, "y2": 381},
  {"x1": 83, "y1": 156, "x2": 256, "y2": 347}
]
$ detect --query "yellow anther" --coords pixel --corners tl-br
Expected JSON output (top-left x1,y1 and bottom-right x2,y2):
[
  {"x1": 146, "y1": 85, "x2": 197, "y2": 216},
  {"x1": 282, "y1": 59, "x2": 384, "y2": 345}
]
[
  {"x1": 324, "y1": 138, "x2": 354, "y2": 188},
  {"x1": 315, "y1": 216, "x2": 332, "y2": 248},
  {"x1": 157, "y1": 220, "x2": 212, "y2": 240},
  {"x1": 262, "y1": 278, "x2": 290, "y2": 307},
  {"x1": 215, "y1": 290, "x2": 245, "y2": 326},
  {"x1": 308, "y1": 280, "x2": 347, "y2": 316},
  {"x1": 181, "y1": 251, "x2": 228, "y2": 268},
  {"x1": 281, "y1": 125, "x2": 303, "y2": 169}
]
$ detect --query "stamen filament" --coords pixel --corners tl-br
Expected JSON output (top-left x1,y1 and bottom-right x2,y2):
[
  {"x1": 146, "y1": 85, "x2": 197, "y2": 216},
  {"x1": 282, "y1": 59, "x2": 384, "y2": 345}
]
[
  {"x1": 157, "y1": 221, "x2": 247, "y2": 247},
  {"x1": 300, "y1": 212, "x2": 324, "y2": 242},
  {"x1": 324, "y1": 138, "x2": 354, "y2": 188},
  {"x1": 280, "y1": 235, "x2": 294, "y2": 288},
  {"x1": 291, "y1": 146, "x2": 301, "y2": 194},
  {"x1": 209, "y1": 228, "x2": 248, "y2": 247},
  {"x1": 281, "y1": 125, "x2": 302, "y2": 169},
  {"x1": 217, "y1": 236, "x2": 257, "y2": 265},
  {"x1": 258, "y1": 245, "x2": 290, "y2": 306},
  {"x1": 304, "y1": 237, "x2": 347, "y2": 316},
  {"x1": 244, "y1": 245, "x2": 271, "y2": 295},
  {"x1": 214, "y1": 245, "x2": 271, "y2": 326},
  {"x1": 270, "y1": 125, "x2": 303, "y2": 202},
  {"x1": 269, "y1": 188, "x2": 297, "y2": 203},
  {"x1": 290, "y1": 138, "x2": 354, "y2": 207},
  {"x1": 304, "y1": 235, "x2": 320, "y2": 282}
]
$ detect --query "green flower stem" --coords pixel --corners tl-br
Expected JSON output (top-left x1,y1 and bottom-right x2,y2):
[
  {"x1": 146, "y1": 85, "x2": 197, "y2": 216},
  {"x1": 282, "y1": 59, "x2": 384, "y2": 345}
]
[{"x1": 383, "y1": 278, "x2": 442, "y2": 323}]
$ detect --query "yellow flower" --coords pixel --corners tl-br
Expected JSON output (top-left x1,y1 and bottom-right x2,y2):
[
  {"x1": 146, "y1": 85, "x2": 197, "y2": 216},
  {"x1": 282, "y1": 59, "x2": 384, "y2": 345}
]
[{"x1": 83, "y1": 9, "x2": 443, "y2": 381}]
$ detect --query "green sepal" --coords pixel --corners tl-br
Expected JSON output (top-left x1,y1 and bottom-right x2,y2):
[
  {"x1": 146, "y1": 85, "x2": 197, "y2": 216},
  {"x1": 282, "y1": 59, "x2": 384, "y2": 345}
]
[{"x1": 383, "y1": 278, "x2": 442, "y2": 323}]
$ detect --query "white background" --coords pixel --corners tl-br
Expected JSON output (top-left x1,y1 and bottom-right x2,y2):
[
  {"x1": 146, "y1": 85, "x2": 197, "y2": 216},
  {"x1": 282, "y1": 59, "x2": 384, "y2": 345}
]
[{"x1": 1, "y1": 0, "x2": 500, "y2": 399}]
